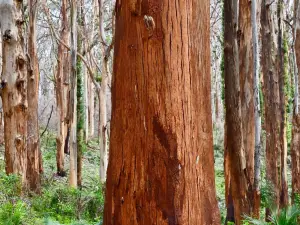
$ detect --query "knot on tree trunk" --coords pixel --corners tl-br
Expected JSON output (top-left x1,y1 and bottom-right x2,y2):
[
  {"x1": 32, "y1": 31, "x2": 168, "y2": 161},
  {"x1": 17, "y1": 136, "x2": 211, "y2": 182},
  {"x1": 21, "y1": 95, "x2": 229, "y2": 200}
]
[{"x1": 3, "y1": 29, "x2": 12, "y2": 42}]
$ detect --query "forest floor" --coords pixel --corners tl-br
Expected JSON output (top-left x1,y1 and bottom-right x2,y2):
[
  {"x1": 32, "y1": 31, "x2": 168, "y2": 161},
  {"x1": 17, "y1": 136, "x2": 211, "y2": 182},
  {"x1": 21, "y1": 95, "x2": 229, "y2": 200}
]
[
  {"x1": 0, "y1": 131, "x2": 104, "y2": 225},
  {"x1": 0, "y1": 130, "x2": 295, "y2": 224}
]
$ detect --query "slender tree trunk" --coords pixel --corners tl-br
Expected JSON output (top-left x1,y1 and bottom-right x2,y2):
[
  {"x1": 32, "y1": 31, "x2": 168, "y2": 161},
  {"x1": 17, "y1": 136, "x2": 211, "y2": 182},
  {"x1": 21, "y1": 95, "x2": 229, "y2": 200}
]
[
  {"x1": 103, "y1": 0, "x2": 221, "y2": 224},
  {"x1": 88, "y1": 0, "x2": 98, "y2": 140},
  {"x1": 292, "y1": 0, "x2": 300, "y2": 202},
  {"x1": 239, "y1": 0, "x2": 258, "y2": 217},
  {"x1": 239, "y1": 0, "x2": 255, "y2": 197},
  {"x1": 76, "y1": 0, "x2": 85, "y2": 187},
  {"x1": 56, "y1": 0, "x2": 69, "y2": 177},
  {"x1": 0, "y1": 37, "x2": 3, "y2": 145},
  {"x1": 224, "y1": 0, "x2": 252, "y2": 223},
  {"x1": 277, "y1": 0, "x2": 288, "y2": 208},
  {"x1": 88, "y1": 77, "x2": 95, "y2": 138},
  {"x1": 98, "y1": 0, "x2": 110, "y2": 182},
  {"x1": 27, "y1": 0, "x2": 41, "y2": 193},
  {"x1": 252, "y1": 0, "x2": 262, "y2": 217},
  {"x1": 68, "y1": 0, "x2": 78, "y2": 188},
  {"x1": 84, "y1": 67, "x2": 89, "y2": 143},
  {"x1": 261, "y1": 0, "x2": 280, "y2": 217},
  {"x1": 99, "y1": 57, "x2": 108, "y2": 182},
  {"x1": 0, "y1": 0, "x2": 28, "y2": 185},
  {"x1": 88, "y1": 76, "x2": 95, "y2": 138}
]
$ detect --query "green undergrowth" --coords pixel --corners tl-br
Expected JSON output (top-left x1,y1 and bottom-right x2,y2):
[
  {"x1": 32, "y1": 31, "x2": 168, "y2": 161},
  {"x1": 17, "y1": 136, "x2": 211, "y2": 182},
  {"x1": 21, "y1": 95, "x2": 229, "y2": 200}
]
[{"x1": 0, "y1": 131, "x2": 104, "y2": 225}]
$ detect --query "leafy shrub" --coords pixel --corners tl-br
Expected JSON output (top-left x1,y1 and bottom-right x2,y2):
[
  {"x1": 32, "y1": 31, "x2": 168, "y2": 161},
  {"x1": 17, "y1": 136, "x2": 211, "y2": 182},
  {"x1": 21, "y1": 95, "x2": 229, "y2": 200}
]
[
  {"x1": 0, "y1": 201, "x2": 26, "y2": 225},
  {"x1": 31, "y1": 182, "x2": 104, "y2": 224},
  {"x1": 244, "y1": 205, "x2": 300, "y2": 225}
]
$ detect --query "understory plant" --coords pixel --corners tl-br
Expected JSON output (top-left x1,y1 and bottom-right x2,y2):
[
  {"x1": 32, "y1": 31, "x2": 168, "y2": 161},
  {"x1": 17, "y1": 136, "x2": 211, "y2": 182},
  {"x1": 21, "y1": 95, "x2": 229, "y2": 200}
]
[{"x1": 244, "y1": 205, "x2": 300, "y2": 225}]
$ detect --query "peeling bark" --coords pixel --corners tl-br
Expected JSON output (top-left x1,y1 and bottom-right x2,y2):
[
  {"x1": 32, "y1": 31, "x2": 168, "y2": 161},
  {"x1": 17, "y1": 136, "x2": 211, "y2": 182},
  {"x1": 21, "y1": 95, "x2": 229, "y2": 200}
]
[
  {"x1": 239, "y1": 0, "x2": 255, "y2": 194},
  {"x1": 26, "y1": 0, "x2": 41, "y2": 193},
  {"x1": 103, "y1": 0, "x2": 220, "y2": 224},
  {"x1": 292, "y1": 0, "x2": 300, "y2": 202},
  {"x1": 252, "y1": 0, "x2": 262, "y2": 217},
  {"x1": 55, "y1": 0, "x2": 69, "y2": 177},
  {"x1": 224, "y1": 0, "x2": 252, "y2": 222},
  {"x1": 261, "y1": 0, "x2": 280, "y2": 216},
  {"x1": 0, "y1": 0, "x2": 28, "y2": 185},
  {"x1": 277, "y1": 0, "x2": 288, "y2": 208}
]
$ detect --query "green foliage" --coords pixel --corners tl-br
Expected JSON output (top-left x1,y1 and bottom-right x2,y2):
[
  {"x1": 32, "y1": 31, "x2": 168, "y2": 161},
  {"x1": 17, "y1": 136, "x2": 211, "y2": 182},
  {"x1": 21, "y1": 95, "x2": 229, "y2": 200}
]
[
  {"x1": 0, "y1": 201, "x2": 26, "y2": 225},
  {"x1": 0, "y1": 173, "x2": 22, "y2": 198},
  {"x1": 260, "y1": 180, "x2": 276, "y2": 209},
  {"x1": 244, "y1": 205, "x2": 300, "y2": 225},
  {"x1": 0, "y1": 131, "x2": 103, "y2": 225},
  {"x1": 31, "y1": 178, "x2": 104, "y2": 224}
]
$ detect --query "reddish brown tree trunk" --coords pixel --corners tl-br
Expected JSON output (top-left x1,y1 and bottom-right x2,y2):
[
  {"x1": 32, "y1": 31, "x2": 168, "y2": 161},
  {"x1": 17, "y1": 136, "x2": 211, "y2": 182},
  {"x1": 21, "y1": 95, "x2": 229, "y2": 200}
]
[
  {"x1": 55, "y1": 0, "x2": 69, "y2": 177},
  {"x1": 103, "y1": 0, "x2": 220, "y2": 224},
  {"x1": 26, "y1": 0, "x2": 42, "y2": 193},
  {"x1": 292, "y1": 0, "x2": 300, "y2": 202},
  {"x1": 261, "y1": 0, "x2": 280, "y2": 216},
  {"x1": 277, "y1": 0, "x2": 288, "y2": 208},
  {"x1": 239, "y1": 0, "x2": 255, "y2": 192},
  {"x1": 224, "y1": 0, "x2": 252, "y2": 223}
]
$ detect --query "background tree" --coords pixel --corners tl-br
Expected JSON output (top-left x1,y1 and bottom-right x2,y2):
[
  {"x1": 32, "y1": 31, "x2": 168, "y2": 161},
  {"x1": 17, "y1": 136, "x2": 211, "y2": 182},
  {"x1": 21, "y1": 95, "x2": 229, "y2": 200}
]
[
  {"x1": 68, "y1": 0, "x2": 78, "y2": 188},
  {"x1": 55, "y1": 0, "x2": 70, "y2": 177},
  {"x1": 224, "y1": 0, "x2": 252, "y2": 222},
  {"x1": 261, "y1": 0, "x2": 280, "y2": 217},
  {"x1": 27, "y1": 0, "x2": 42, "y2": 193},
  {"x1": 292, "y1": 0, "x2": 300, "y2": 202}
]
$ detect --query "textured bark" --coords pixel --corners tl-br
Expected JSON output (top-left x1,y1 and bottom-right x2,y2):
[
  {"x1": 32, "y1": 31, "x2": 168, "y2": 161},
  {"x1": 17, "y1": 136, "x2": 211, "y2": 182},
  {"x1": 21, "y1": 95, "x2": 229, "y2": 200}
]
[
  {"x1": 239, "y1": 0, "x2": 255, "y2": 193},
  {"x1": 27, "y1": 0, "x2": 41, "y2": 193},
  {"x1": 224, "y1": 0, "x2": 252, "y2": 223},
  {"x1": 68, "y1": 0, "x2": 77, "y2": 188},
  {"x1": 98, "y1": 0, "x2": 110, "y2": 182},
  {"x1": 277, "y1": 0, "x2": 288, "y2": 208},
  {"x1": 76, "y1": 0, "x2": 85, "y2": 187},
  {"x1": 292, "y1": 0, "x2": 300, "y2": 202},
  {"x1": 55, "y1": 0, "x2": 69, "y2": 177},
  {"x1": 0, "y1": 0, "x2": 28, "y2": 185},
  {"x1": 252, "y1": 0, "x2": 262, "y2": 217},
  {"x1": 261, "y1": 0, "x2": 280, "y2": 215},
  {"x1": 103, "y1": 0, "x2": 220, "y2": 224}
]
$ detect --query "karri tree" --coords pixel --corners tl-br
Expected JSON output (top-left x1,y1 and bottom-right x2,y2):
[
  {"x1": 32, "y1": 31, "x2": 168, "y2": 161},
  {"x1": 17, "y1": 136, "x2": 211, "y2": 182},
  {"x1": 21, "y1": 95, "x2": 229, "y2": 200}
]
[{"x1": 103, "y1": 0, "x2": 220, "y2": 224}]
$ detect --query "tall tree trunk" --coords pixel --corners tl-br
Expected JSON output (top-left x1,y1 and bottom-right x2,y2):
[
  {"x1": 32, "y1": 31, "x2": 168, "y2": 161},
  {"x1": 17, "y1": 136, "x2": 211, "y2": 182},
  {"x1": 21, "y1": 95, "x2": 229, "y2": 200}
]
[
  {"x1": 56, "y1": 0, "x2": 69, "y2": 177},
  {"x1": 68, "y1": 0, "x2": 78, "y2": 188},
  {"x1": 252, "y1": 0, "x2": 262, "y2": 217},
  {"x1": 27, "y1": 0, "x2": 41, "y2": 193},
  {"x1": 292, "y1": 0, "x2": 300, "y2": 202},
  {"x1": 239, "y1": 0, "x2": 255, "y2": 197},
  {"x1": 261, "y1": 0, "x2": 280, "y2": 217},
  {"x1": 88, "y1": 76, "x2": 95, "y2": 138},
  {"x1": 277, "y1": 0, "x2": 288, "y2": 208},
  {"x1": 0, "y1": 36, "x2": 3, "y2": 145},
  {"x1": 224, "y1": 0, "x2": 252, "y2": 223},
  {"x1": 103, "y1": 0, "x2": 221, "y2": 224},
  {"x1": 99, "y1": 57, "x2": 108, "y2": 182},
  {"x1": 98, "y1": 0, "x2": 110, "y2": 182},
  {"x1": 76, "y1": 0, "x2": 85, "y2": 187},
  {"x1": 0, "y1": 0, "x2": 28, "y2": 185}
]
